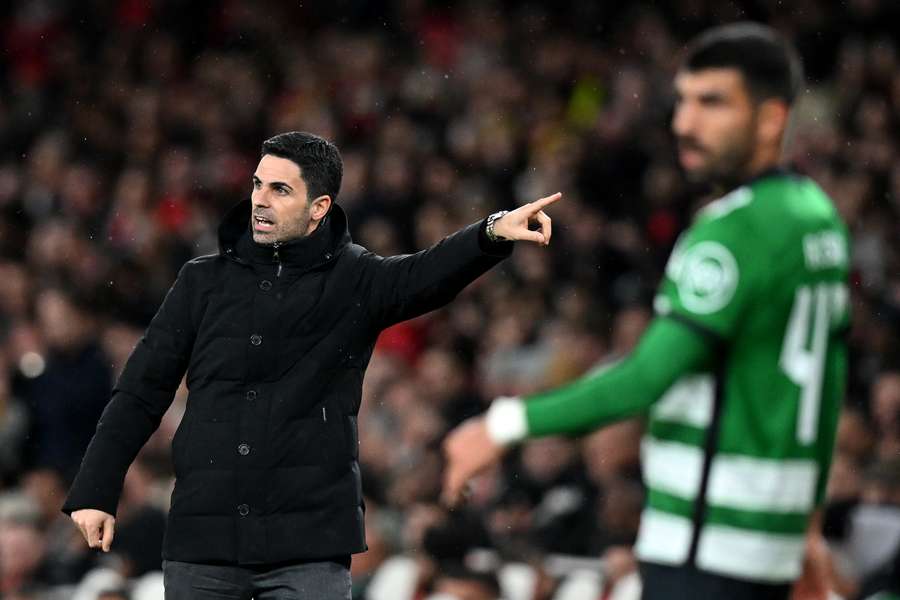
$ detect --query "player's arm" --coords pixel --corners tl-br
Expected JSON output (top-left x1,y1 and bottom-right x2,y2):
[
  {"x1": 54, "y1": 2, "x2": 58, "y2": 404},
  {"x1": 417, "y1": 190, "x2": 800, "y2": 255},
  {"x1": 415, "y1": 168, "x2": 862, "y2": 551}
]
[
  {"x1": 63, "y1": 262, "x2": 198, "y2": 549},
  {"x1": 442, "y1": 316, "x2": 713, "y2": 503},
  {"x1": 495, "y1": 316, "x2": 713, "y2": 441}
]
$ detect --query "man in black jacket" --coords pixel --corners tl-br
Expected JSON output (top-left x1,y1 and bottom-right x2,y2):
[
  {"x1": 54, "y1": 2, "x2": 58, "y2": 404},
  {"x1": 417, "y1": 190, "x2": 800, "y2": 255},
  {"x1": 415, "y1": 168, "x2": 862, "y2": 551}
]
[{"x1": 63, "y1": 131, "x2": 560, "y2": 599}]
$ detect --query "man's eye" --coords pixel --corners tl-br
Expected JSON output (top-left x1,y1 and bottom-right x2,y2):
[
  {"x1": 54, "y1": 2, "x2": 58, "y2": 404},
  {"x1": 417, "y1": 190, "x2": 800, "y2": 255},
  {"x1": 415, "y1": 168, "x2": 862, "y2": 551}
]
[
  {"x1": 252, "y1": 180, "x2": 261, "y2": 189},
  {"x1": 276, "y1": 187, "x2": 288, "y2": 195}
]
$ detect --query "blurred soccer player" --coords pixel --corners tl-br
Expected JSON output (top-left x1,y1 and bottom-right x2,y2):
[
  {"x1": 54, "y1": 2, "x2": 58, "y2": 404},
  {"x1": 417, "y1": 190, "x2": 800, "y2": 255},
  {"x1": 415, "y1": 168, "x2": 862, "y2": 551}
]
[{"x1": 444, "y1": 22, "x2": 849, "y2": 600}]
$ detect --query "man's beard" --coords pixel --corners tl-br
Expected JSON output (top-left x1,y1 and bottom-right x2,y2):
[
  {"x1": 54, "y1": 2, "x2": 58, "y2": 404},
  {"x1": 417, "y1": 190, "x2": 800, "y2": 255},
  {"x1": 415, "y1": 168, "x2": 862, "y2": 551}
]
[
  {"x1": 678, "y1": 128, "x2": 756, "y2": 191},
  {"x1": 251, "y1": 210, "x2": 311, "y2": 245}
]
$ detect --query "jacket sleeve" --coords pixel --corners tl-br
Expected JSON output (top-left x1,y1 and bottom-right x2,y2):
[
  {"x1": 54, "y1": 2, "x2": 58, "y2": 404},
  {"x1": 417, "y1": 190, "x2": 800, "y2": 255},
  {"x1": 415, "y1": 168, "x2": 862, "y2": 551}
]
[
  {"x1": 368, "y1": 219, "x2": 513, "y2": 327},
  {"x1": 62, "y1": 262, "x2": 197, "y2": 517}
]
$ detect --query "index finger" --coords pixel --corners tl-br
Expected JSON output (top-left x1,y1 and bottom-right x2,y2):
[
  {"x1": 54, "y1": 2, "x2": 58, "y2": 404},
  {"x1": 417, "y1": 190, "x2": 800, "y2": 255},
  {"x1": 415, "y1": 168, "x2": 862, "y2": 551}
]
[{"x1": 530, "y1": 192, "x2": 562, "y2": 211}]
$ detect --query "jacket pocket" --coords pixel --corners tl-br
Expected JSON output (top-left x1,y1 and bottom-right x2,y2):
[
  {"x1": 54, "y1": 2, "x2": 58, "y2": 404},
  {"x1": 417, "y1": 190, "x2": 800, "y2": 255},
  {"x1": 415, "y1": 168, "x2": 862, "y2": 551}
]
[{"x1": 272, "y1": 412, "x2": 341, "y2": 466}]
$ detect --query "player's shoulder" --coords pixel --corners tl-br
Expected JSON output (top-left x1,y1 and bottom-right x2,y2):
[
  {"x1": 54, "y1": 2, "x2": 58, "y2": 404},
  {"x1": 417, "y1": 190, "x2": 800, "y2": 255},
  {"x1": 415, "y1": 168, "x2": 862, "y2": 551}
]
[
  {"x1": 748, "y1": 171, "x2": 843, "y2": 229},
  {"x1": 691, "y1": 171, "x2": 842, "y2": 245},
  {"x1": 685, "y1": 184, "x2": 757, "y2": 250}
]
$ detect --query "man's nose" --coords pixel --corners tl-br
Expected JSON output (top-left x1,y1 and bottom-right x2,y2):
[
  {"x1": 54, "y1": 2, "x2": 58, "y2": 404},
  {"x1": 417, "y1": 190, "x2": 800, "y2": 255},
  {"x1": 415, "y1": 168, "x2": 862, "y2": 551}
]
[
  {"x1": 253, "y1": 190, "x2": 271, "y2": 208},
  {"x1": 672, "y1": 104, "x2": 695, "y2": 137}
]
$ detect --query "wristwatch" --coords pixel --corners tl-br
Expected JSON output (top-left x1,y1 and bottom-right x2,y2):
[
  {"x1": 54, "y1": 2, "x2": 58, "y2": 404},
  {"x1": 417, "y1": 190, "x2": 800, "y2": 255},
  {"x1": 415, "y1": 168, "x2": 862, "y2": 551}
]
[{"x1": 485, "y1": 210, "x2": 510, "y2": 242}]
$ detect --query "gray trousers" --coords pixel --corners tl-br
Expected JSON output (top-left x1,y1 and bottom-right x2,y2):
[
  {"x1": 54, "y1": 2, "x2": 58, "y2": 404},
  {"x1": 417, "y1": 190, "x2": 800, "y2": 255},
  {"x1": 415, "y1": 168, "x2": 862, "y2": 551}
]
[{"x1": 162, "y1": 559, "x2": 351, "y2": 600}]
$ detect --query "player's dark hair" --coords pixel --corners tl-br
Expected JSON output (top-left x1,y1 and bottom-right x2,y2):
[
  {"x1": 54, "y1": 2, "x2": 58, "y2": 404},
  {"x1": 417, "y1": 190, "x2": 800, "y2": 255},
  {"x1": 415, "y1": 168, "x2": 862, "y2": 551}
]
[
  {"x1": 261, "y1": 131, "x2": 343, "y2": 203},
  {"x1": 682, "y1": 22, "x2": 803, "y2": 104}
]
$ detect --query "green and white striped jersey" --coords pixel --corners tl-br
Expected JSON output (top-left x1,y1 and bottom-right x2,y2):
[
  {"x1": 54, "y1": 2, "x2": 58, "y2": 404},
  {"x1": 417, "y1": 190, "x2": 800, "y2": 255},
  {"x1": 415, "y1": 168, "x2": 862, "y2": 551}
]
[{"x1": 639, "y1": 170, "x2": 850, "y2": 582}]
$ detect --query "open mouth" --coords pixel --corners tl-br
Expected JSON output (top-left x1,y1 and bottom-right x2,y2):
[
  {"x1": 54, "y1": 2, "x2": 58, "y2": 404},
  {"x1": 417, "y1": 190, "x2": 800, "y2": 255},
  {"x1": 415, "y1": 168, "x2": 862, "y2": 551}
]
[{"x1": 253, "y1": 216, "x2": 275, "y2": 232}]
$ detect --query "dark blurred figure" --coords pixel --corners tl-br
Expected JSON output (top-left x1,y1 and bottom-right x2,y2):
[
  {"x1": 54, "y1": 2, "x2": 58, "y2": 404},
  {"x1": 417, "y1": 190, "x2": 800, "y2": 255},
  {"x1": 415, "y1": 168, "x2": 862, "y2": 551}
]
[
  {"x1": 417, "y1": 347, "x2": 484, "y2": 427},
  {"x1": 432, "y1": 565, "x2": 501, "y2": 600},
  {"x1": 24, "y1": 286, "x2": 112, "y2": 482},
  {"x1": 0, "y1": 492, "x2": 51, "y2": 597},
  {"x1": 873, "y1": 371, "x2": 900, "y2": 460},
  {"x1": 0, "y1": 351, "x2": 29, "y2": 484},
  {"x1": 21, "y1": 467, "x2": 96, "y2": 585}
]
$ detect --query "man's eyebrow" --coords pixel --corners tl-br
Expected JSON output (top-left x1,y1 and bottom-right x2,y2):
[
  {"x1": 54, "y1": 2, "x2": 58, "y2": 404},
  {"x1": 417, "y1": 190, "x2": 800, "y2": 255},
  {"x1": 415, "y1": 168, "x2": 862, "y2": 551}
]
[{"x1": 251, "y1": 175, "x2": 294, "y2": 191}]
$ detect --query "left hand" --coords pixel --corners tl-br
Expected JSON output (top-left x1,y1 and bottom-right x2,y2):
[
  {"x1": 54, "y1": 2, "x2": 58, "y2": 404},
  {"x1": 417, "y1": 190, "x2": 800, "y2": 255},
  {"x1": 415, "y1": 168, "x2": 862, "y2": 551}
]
[
  {"x1": 441, "y1": 417, "x2": 507, "y2": 507},
  {"x1": 493, "y1": 192, "x2": 562, "y2": 246}
]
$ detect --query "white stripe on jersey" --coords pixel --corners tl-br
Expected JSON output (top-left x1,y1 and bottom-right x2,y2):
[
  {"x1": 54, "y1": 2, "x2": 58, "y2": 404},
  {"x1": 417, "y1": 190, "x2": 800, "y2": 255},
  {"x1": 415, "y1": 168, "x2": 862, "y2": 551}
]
[
  {"x1": 643, "y1": 436, "x2": 819, "y2": 513},
  {"x1": 651, "y1": 375, "x2": 715, "y2": 428},
  {"x1": 636, "y1": 510, "x2": 806, "y2": 583}
]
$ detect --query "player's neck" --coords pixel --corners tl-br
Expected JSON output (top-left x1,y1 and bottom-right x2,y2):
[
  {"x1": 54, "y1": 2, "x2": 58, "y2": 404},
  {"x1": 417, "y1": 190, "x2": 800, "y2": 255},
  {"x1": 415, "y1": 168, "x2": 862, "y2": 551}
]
[
  {"x1": 744, "y1": 145, "x2": 782, "y2": 183},
  {"x1": 714, "y1": 149, "x2": 782, "y2": 193}
]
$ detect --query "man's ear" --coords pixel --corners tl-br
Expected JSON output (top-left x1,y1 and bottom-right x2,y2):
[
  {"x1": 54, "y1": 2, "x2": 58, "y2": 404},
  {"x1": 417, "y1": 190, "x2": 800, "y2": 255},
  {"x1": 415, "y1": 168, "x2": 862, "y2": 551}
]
[
  {"x1": 757, "y1": 99, "x2": 789, "y2": 148},
  {"x1": 310, "y1": 195, "x2": 333, "y2": 222}
]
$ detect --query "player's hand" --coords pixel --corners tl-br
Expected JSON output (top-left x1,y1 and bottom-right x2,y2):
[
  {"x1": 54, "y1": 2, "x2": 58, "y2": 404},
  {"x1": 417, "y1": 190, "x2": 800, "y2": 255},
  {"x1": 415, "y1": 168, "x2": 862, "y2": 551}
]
[
  {"x1": 790, "y1": 532, "x2": 831, "y2": 600},
  {"x1": 441, "y1": 417, "x2": 507, "y2": 507},
  {"x1": 492, "y1": 192, "x2": 562, "y2": 246},
  {"x1": 71, "y1": 508, "x2": 116, "y2": 552}
]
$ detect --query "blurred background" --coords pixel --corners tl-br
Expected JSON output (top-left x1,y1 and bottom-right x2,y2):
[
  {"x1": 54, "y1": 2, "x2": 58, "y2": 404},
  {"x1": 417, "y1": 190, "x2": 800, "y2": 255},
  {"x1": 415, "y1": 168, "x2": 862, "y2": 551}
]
[{"x1": 0, "y1": 0, "x2": 898, "y2": 599}]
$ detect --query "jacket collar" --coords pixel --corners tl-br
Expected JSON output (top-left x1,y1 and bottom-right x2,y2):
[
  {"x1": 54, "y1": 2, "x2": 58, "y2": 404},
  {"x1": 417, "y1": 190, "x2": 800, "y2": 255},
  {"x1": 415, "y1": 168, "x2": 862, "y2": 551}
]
[{"x1": 217, "y1": 198, "x2": 352, "y2": 269}]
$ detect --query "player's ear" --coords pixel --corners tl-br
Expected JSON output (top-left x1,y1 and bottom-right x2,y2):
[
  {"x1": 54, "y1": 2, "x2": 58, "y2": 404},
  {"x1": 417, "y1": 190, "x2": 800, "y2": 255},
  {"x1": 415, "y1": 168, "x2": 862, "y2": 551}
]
[{"x1": 757, "y1": 99, "x2": 789, "y2": 147}]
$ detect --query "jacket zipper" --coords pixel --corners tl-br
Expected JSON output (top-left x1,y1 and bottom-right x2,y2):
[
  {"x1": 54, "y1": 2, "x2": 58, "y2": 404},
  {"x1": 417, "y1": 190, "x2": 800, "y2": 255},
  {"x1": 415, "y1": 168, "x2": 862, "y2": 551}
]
[{"x1": 272, "y1": 241, "x2": 282, "y2": 277}]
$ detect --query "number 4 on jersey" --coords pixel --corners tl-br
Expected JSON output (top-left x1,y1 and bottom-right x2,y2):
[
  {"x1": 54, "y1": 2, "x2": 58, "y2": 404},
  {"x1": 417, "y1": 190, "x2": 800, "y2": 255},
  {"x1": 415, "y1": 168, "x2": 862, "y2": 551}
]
[{"x1": 779, "y1": 283, "x2": 847, "y2": 445}]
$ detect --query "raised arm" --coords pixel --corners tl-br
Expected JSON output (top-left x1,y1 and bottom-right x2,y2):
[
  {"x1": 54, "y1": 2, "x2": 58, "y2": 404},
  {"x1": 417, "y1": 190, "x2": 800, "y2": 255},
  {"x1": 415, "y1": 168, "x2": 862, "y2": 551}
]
[
  {"x1": 369, "y1": 193, "x2": 561, "y2": 327},
  {"x1": 63, "y1": 262, "x2": 198, "y2": 549}
]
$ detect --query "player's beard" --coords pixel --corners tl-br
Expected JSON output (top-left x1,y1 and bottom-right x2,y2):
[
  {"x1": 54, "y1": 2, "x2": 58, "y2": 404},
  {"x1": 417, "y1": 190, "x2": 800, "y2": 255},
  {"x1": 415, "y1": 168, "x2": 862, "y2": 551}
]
[{"x1": 678, "y1": 120, "x2": 757, "y2": 191}]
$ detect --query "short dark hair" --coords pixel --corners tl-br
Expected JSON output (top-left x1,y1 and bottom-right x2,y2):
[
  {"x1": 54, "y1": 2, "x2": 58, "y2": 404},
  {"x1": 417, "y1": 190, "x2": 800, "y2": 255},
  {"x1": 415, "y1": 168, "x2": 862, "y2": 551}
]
[
  {"x1": 261, "y1": 131, "x2": 343, "y2": 203},
  {"x1": 682, "y1": 22, "x2": 803, "y2": 104}
]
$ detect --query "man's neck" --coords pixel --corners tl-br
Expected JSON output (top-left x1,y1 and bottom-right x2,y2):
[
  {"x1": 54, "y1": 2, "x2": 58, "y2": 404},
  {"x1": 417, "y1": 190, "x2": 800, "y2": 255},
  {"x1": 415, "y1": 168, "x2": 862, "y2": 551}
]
[
  {"x1": 742, "y1": 141, "x2": 782, "y2": 183},
  {"x1": 305, "y1": 218, "x2": 322, "y2": 236},
  {"x1": 712, "y1": 156, "x2": 782, "y2": 195}
]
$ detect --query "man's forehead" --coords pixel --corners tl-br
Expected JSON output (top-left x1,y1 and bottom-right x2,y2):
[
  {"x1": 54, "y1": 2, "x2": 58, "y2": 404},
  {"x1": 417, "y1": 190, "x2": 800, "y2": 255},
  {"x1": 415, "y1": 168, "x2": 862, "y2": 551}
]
[
  {"x1": 254, "y1": 154, "x2": 304, "y2": 183},
  {"x1": 674, "y1": 68, "x2": 746, "y2": 95}
]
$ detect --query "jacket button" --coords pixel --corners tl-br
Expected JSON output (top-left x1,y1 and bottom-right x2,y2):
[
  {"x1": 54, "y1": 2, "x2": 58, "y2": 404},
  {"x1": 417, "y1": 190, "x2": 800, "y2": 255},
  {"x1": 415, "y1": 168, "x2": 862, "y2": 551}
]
[
  {"x1": 237, "y1": 504, "x2": 250, "y2": 517},
  {"x1": 325, "y1": 252, "x2": 332, "y2": 260},
  {"x1": 237, "y1": 443, "x2": 251, "y2": 456},
  {"x1": 250, "y1": 334, "x2": 262, "y2": 346},
  {"x1": 246, "y1": 390, "x2": 257, "y2": 401},
  {"x1": 259, "y1": 280, "x2": 272, "y2": 291}
]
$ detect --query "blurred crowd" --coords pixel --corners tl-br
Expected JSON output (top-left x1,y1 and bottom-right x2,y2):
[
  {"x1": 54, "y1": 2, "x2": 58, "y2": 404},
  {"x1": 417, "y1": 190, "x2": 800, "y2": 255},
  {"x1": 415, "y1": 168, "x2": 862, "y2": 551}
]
[{"x1": 0, "y1": 0, "x2": 898, "y2": 599}]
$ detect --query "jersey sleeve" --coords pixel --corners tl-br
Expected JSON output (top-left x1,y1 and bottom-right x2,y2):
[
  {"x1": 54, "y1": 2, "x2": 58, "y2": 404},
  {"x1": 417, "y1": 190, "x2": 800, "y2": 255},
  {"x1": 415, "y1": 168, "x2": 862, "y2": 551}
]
[
  {"x1": 654, "y1": 211, "x2": 763, "y2": 342},
  {"x1": 523, "y1": 316, "x2": 713, "y2": 437}
]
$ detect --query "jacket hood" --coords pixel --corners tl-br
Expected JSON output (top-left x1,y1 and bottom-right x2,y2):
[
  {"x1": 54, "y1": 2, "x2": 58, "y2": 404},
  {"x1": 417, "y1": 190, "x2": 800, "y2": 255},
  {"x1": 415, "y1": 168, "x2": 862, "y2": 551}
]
[{"x1": 217, "y1": 198, "x2": 352, "y2": 269}]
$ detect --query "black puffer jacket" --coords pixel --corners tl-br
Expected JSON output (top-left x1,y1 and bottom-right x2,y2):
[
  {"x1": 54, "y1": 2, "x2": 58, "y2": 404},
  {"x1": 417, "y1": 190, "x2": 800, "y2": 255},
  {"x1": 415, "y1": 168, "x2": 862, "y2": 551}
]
[{"x1": 63, "y1": 200, "x2": 512, "y2": 564}]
